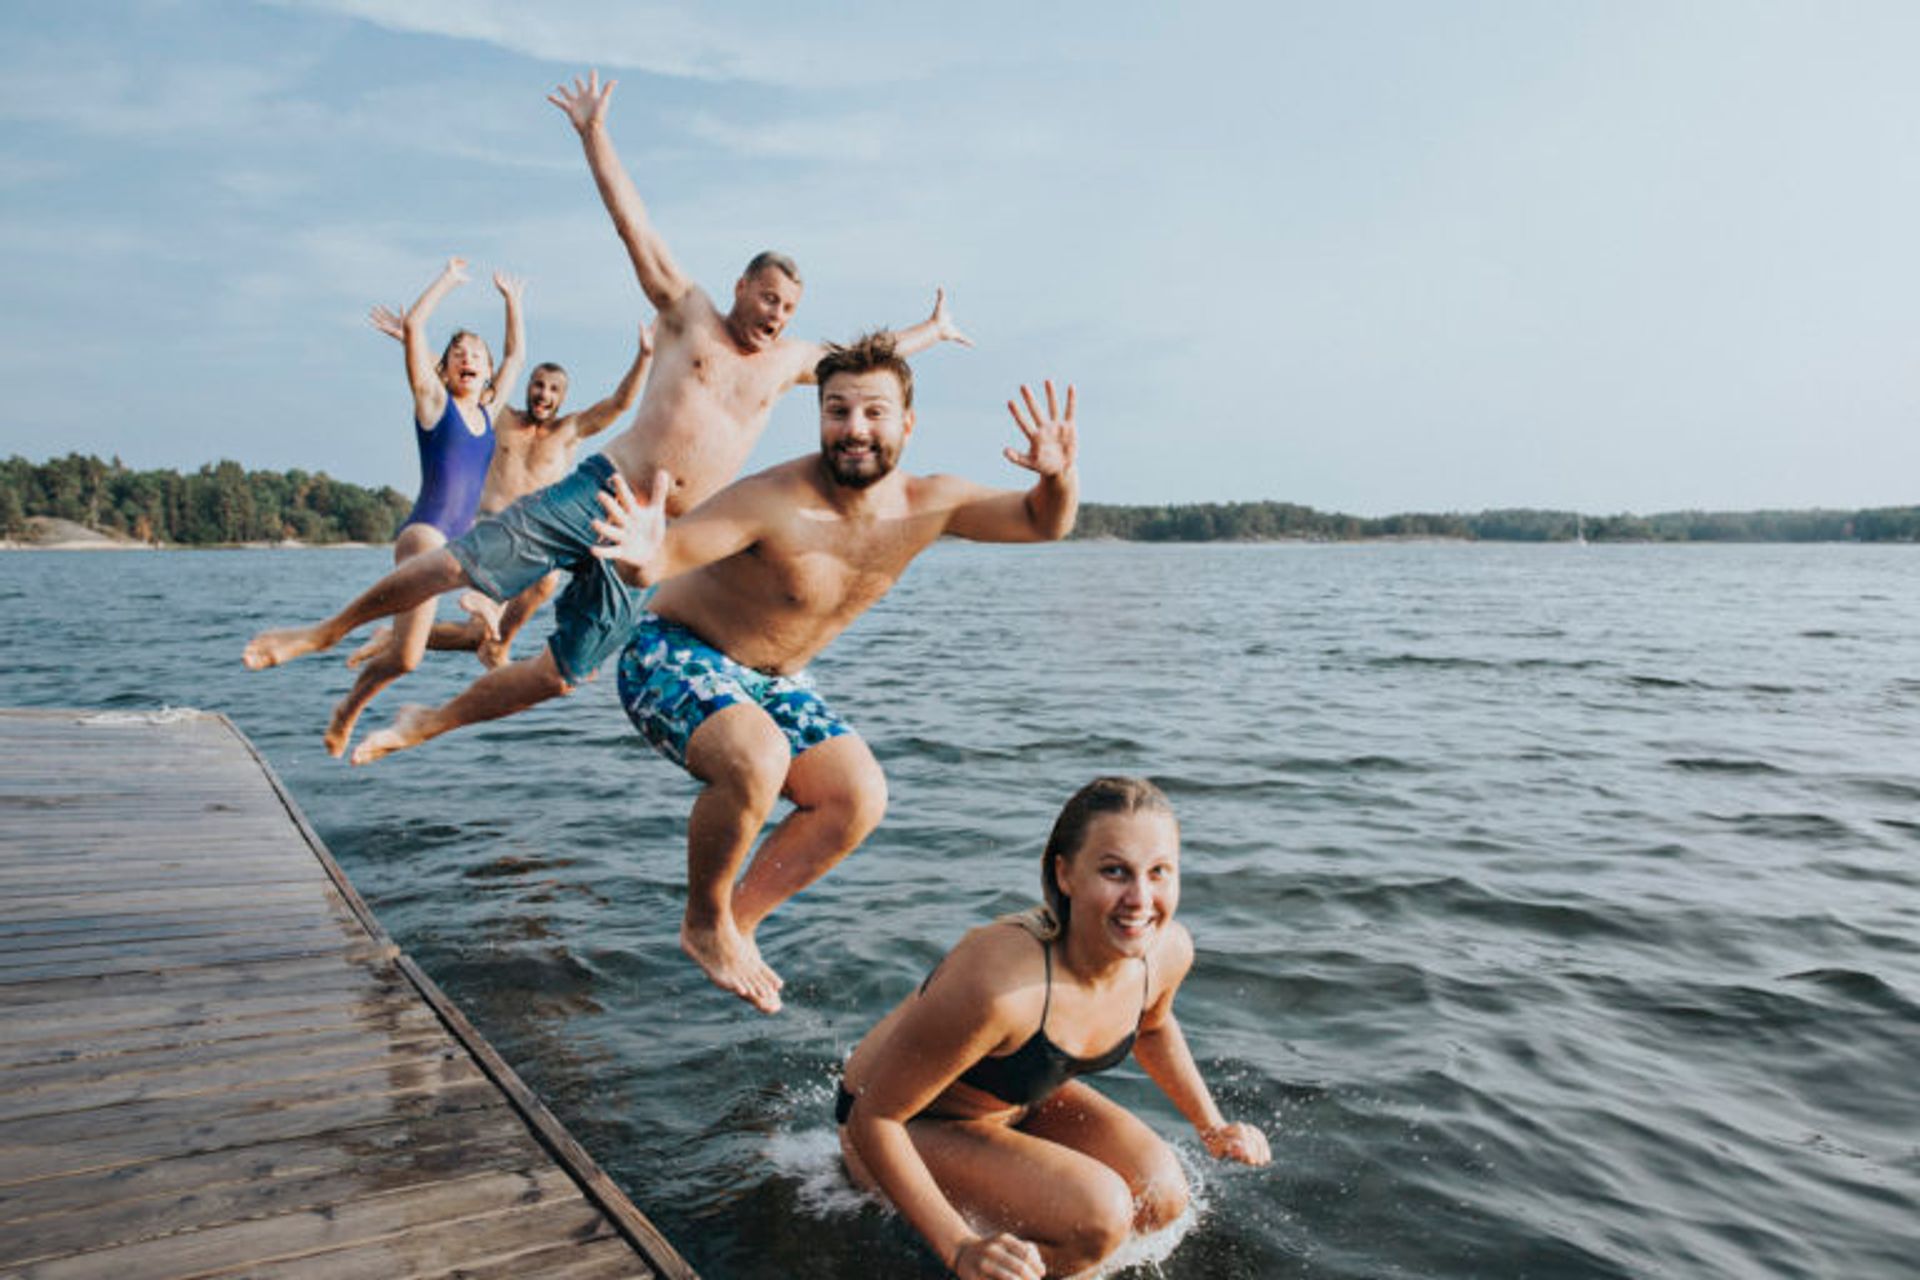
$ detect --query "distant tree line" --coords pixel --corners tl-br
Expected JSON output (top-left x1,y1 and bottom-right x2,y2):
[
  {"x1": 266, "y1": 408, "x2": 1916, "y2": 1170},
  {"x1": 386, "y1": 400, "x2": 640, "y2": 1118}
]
[
  {"x1": 1074, "y1": 502, "x2": 1920, "y2": 543},
  {"x1": 1, "y1": 454, "x2": 413, "y2": 545},
  {"x1": 5, "y1": 453, "x2": 1917, "y2": 545}
]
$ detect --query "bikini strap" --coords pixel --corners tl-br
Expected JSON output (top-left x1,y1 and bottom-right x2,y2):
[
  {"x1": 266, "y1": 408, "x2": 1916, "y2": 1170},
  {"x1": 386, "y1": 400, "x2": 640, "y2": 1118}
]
[
  {"x1": 1135, "y1": 952, "x2": 1151, "y2": 1029},
  {"x1": 1037, "y1": 937, "x2": 1054, "y2": 1035}
]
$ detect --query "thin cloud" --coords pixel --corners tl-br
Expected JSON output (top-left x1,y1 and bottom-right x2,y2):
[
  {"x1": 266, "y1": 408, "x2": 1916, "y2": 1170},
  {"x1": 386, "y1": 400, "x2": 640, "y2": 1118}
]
[
  {"x1": 0, "y1": 60, "x2": 294, "y2": 139},
  {"x1": 681, "y1": 111, "x2": 904, "y2": 164},
  {"x1": 266, "y1": 0, "x2": 940, "y2": 88}
]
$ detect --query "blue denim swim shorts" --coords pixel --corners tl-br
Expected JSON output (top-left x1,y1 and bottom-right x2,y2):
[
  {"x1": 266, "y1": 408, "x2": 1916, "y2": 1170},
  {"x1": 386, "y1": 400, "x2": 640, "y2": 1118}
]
[{"x1": 447, "y1": 454, "x2": 648, "y2": 685}]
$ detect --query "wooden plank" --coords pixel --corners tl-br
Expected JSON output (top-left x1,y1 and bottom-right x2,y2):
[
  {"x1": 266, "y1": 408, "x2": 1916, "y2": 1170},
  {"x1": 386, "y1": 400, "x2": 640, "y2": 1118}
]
[
  {"x1": 407, "y1": 1235, "x2": 650, "y2": 1280},
  {"x1": 0, "y1": 1111, "x2": 552, "y2": 1267},
  {"x1": 0, "y1": 901, "x2": 342, "y2": 949},
  {"x1": 0, "y1": 1105, "x2": 521, "y2": 1227},
  {"x1": 0, "y1": 1074, "x2": 504, "y2": 1186},
  {"x1": 0, "y1": 1049, "x2": 487, "y2": 1157},
  {"x1": 205, "y1": 1211, "x2": 639, "y2": 1280},
  {"x1": 0, "y1": 938, "x2": 389, "y2": 986},
  {"x1": 0, "y1": 950, "x2": 402, "y2": 1007},
  {"x1": 0, "y1": 867, "x2": 339, "y2": 895},
  {"x1": 0, "y1": 968, "x2": 408, "y2": 1040},
  {"x1": 0, "y1": 1026, "x2": 460, "y2": 1122},
  {"x1": 0, "y1": 923, "x2": 360, "y2": 972},
  {"x1": 0, "y1": 995, "x2": 441, "y2": 1071},
  {"x1": 11, "y1": 1165, "x2": 594, "y2": 1280},
  {"x1": 231, "y1": 1224, "x2": 645, "y2": 1280},
  {"x1": 0, "y1": 883, "x2": 329, "y2": 921}
]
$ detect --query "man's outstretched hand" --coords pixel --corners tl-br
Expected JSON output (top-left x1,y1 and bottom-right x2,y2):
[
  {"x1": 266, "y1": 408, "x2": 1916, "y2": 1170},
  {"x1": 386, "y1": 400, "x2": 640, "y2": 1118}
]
[
  {"x1": 928, "y1": 288, "x2": 973, "y2": 349},
  {"x1": 590, "y1": 469, "x2": 672, "y2": 586},
  {"x1": 1003, "y1": 380, "x2": 1076, "y2": 479}
]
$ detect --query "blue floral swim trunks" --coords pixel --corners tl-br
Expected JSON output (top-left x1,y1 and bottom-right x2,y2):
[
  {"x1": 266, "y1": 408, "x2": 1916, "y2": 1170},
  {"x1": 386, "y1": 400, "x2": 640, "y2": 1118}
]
[{"x1": 616, "y1": 614, "x2": 853, "y2": 768}]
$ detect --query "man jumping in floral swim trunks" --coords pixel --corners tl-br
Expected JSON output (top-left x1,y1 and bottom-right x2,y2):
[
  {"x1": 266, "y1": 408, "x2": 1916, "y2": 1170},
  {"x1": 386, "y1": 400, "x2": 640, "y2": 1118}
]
[{"x1": 588, "y1": 332, "x2": 1079, "y2": 1014}]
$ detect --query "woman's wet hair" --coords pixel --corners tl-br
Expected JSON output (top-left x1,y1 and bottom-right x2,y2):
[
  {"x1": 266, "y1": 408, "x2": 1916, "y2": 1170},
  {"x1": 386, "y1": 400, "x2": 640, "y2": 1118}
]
[{"x1": 1033, "y1": 776, "x2": 1175, "y2": 938}]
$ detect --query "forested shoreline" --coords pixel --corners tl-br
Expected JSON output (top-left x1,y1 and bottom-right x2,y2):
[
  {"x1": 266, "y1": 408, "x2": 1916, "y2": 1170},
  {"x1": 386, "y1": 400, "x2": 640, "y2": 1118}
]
[
  {"x1": 1074, "y1": 500, "x2": 1920, "y2": 543},
  {"x1": 2, "y1": 454, "x2": 413, "y2": 545},
  {"x1": 3, "y1": 453, "x2": 1917, "y2": 545}
]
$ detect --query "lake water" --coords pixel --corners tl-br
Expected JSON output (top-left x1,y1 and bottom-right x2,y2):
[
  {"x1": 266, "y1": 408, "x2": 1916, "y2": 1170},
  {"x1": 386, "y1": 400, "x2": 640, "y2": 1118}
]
[{"x1": 3, "y1": 541, "x2": 1917, "y2": 1278}]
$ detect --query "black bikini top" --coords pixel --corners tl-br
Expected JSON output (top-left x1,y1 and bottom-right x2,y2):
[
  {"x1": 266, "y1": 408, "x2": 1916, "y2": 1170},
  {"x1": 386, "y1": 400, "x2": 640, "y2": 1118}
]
[{"x1": 948, "y1": 935, "x2": 1150, "y2": 1108}]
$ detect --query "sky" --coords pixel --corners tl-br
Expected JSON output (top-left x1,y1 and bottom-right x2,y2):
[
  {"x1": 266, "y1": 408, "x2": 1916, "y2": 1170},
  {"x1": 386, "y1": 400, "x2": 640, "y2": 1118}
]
[{"x1": 3, "y1": 0, "x2": 1919, "y2": 515}]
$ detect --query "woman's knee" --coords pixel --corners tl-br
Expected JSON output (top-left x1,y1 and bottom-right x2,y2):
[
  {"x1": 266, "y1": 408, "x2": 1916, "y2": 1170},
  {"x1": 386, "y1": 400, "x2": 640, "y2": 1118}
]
[
  {"x1": 1132, "y1": 1143, "x2": 1190, "y2": 1232},
  {"x1": 1054, "y1": 1167, "x2": 1133, "y2": 1272}
]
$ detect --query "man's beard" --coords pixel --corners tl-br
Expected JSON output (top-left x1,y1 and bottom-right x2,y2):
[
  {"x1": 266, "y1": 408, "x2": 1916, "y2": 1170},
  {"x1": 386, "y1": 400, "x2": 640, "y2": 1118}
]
[{"x1": 824, "y1": 442, "x2": 897, "y2": 489}]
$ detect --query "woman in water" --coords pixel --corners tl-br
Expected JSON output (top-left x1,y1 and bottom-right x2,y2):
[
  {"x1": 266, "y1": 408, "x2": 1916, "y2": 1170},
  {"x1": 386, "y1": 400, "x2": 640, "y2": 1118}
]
[
  {"x1": 324, "y1": 255, "x2": 523, "y2": 757},
  {"x1": 837, "y1": 777, "x2": 1269, "y2": 1279}
]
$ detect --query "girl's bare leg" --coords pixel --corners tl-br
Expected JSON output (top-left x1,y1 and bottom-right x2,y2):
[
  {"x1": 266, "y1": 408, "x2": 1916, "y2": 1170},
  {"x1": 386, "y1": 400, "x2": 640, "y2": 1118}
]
[
  {"x1": 244, "y1": 538, "x2": 467, "y2": 670},
  {"x1": 321, "y1": 525, "x2": 447, "y2": 756}
]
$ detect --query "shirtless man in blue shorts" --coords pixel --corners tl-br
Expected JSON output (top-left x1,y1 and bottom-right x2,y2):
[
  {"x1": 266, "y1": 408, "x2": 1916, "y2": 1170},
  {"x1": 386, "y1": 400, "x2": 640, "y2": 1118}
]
[
  {"x1": 585, "y1": 332, "x2": 1079, "y2": 1013},
  {"x1": 242, "y1": 70, "x2": 970, "y2": 762}
]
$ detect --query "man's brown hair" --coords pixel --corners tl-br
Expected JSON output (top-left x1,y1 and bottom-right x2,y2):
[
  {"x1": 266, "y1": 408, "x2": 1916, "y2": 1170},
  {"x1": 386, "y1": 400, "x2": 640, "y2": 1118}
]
[{"x1": 814, "y1": 331, "x2": 914, "y2": 409}]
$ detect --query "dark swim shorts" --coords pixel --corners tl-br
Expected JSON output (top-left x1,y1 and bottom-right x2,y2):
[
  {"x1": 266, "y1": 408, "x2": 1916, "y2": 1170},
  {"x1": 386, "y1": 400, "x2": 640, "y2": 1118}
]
[
  {"x1": 447, "y1": 454, "x2": 649, "y2": 686},
  {"x1": 616, "y1": 613, "x2": 853, "y2": 768}
]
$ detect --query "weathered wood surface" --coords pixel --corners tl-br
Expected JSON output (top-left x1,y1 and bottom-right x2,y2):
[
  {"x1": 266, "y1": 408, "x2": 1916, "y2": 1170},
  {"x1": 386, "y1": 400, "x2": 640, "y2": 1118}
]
[{"x1": 0, "y1": 709, "x2": 696, "y2": 1280}]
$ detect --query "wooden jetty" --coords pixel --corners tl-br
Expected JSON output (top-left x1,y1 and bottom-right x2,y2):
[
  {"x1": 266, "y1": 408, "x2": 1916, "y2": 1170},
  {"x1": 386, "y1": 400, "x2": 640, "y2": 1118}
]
[{"x1": 0, "y1": 708, "x2": 697, "y2": 1280}]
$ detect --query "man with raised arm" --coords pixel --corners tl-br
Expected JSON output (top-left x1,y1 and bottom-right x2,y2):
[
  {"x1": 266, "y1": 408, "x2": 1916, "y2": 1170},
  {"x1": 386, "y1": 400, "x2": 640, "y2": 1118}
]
[
  {"x1": 587, "y1": 333, "x2": 1078, "y2": 1015},
  {"x1": 243, "y1": 70, "x2": 970, "y2": 761},
  {"x1": 350, "y1": 320, "x2": 655, "y2": 671}
]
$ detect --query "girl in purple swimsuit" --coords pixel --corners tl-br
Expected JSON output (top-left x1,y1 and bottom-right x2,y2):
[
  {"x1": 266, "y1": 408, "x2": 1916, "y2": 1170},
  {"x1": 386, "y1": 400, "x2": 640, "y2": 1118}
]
[
  {"x1": 323, "y1": 256, "x2": 524, "y2": 758},
  {"x1": 835, "y1": 778, "x2": 1270, "y2": 1280}
]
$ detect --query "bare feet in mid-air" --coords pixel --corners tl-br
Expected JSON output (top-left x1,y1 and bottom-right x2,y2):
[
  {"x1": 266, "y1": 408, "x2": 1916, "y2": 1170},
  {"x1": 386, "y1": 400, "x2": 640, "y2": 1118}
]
[
  {"x1": 476, "y1": 633, "x2": 511, "y2": 670},
  {"x1": 456, "y1": 591, "x2": 512, "y2": 667},
  {"x1": 681, "y1": 918, "x2": 784, "y2": 1014},
  {"x1": 322, "y1": 697, "x2": 362, "y2": 759},
  {"x1": 243, "y1": 625, "x2": 328, "y2": 671},
  {"x1": 458, "y1": 590, "x2": 503, "y2": 638},
  {"x1": 350, "y1": 704, "x2": 436, "y2": 766},
  {"x1": 345, "y1": 626, "x2": 394, "y2": 670}
]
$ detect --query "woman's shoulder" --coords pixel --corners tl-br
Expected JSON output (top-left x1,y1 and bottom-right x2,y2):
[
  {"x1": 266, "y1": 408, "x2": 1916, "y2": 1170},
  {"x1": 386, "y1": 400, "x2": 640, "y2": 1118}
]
[
  {"x1": 950, "y1": 918, "x2": 1046, "y2": 969},
  {"x1": 1152, "y1": 921, "x2": 1197, "y2": 980},
  {"x1": 933, "y1": 921, "x2": 1049, "y2": 1009}
]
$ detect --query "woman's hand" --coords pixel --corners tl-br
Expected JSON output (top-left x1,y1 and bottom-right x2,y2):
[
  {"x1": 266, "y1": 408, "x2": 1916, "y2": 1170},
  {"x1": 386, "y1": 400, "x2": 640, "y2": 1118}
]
[
  {"x1": 952, "y1": 1232, "x2": 1044, "y2": 1280},
  {"x1": 1201, "y1": 1120, "x2": 1271, "y2": 1166}
]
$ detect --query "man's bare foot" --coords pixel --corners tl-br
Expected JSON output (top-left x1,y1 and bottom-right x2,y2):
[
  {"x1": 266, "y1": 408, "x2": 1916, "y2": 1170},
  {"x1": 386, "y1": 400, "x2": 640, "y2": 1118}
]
[
  {"x1": 475, "y1": 634, "x2": 511, "y2": 670},
  {"x1": 345, "y1": 626, "x2": 395, "y2": 670},
  {"x1": 680, "y1": 919, "x2": 784, "y2": 1014},
  {"x1": 243, "y1": 625, "x2": 328, "y2": 671},
  {"x1": 323, "y1": 698, "x2": 363, "y2": 759},
  {"x1": 351, "y1": 704, "x2": 437, "y2": 766},
  {"x1": 458, "y1": 590, "x2": 504, "y2": 640}
]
